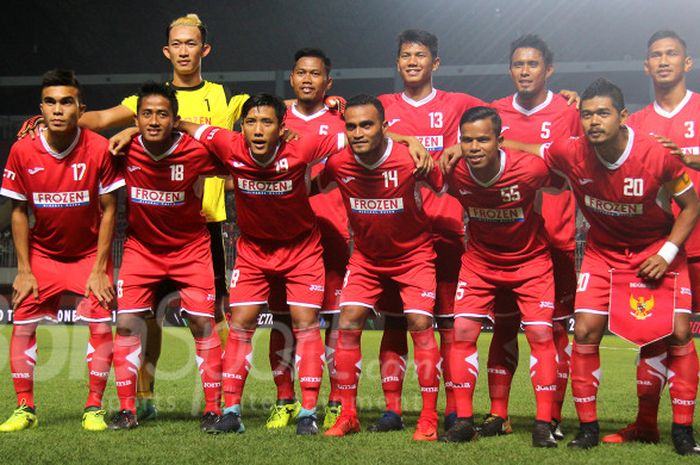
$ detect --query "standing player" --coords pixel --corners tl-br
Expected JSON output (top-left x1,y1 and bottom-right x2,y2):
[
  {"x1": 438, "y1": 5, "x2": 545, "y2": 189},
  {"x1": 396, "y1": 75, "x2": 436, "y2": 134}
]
[
  {"x1": 264, "y1": 48, "x2": 348, "y2": 430},
  {"x1": 0, "y1": 70, "x2": 124, "y2": 432},
  {"x1": 441, "y1": 106, "x2": 560, "y2": 447},
  {"x1": 108, "y1": 83, "x2": 226, "y2": 432},
  {"x1": 511, "y1": 78, "x2": 700, "y2": 455},
  {"x1": 318, "y1": 95, "x2": 443, "y2": 441},
  {"x1": 372, "y1": 29, "x2": 486, "y2": 431},
  {"x1": 603, "y1": 31, "x2": 700, "y2": 449},
  {"x1": 486, "y1": 34, "x2": 581, "y2": 438}
]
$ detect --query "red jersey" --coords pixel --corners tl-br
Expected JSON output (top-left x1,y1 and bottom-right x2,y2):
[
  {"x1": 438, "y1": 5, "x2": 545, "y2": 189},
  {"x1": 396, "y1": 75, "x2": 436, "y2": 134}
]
[
  {"x1": 627, "y1": 90, "x2": 700, "y2": 257},
  {"x1": 446, "y1": 149, "x2": 558, "y2": 267},
  {"x1": 284, "y1": 104, "x2": 349, "y2": 240},
  {"x1": 492, "y1": 91, "x2": 582, "y2": 250},
  {"x1": 543, "y1": 127, "x2": 692, "y2": 259},
  {"x1": 122, "y1": 132, "x2": 225, "y2": 251},
  {"x1": 195, "y1": 125, "x2": 344, "y2": 242},
  {"x1": 318, "y1": 139, "x2": 443, "y2": 261},
  {"x1": 379, "y1": 88, "x2": 486, "y2": 237},
  {"x1": 1, "y1": 128, "x2": 124, "y2": 259}
]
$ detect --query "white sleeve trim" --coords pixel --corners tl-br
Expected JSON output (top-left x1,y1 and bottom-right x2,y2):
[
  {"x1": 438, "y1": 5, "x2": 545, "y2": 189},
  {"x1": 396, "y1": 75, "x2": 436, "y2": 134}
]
[
  {"x1": 98, "y1": 178, "x2": 126, "y2": 195},
  {"x1": 193, "y1": 124, "x2": 212, "y2": 141},
  {"x1": 538, "y1": 142, "x2": 551, "y2": 159},
  {"x1": 0, "y1": 187, "x2": 26, "y2": 201},
  {"x1": 337, "y1": 133, "x2": 346, "y2": 150}
]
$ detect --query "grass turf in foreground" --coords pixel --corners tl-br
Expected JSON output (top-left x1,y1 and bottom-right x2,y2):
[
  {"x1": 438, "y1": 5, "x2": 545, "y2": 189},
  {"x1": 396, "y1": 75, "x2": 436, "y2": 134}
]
[{"x1": 0, "y1": 326, "x2": 695, "y2": 465}]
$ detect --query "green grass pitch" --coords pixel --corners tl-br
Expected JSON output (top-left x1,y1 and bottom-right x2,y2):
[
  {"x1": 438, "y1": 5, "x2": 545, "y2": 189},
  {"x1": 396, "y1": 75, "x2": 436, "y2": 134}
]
[{"x1": 0, "y1": 326, "x2": 695, "y2": 465}]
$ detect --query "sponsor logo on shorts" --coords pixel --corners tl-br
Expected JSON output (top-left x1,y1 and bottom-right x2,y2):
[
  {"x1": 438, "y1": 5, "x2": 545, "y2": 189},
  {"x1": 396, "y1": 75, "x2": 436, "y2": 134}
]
[
  {"x1": 681, "y1": 287, "x2": 692, "y2": 296},
  {"x1": 237, "y1": 178, "x2": 292, "y2": 195},
  {"x1": 672, "y1": 398, "x2": 695, "y2": 406},
  {"x1": 573, "y1": 395, "x2": 596, "y2": 403},
  {"x1": 309, "y1": 284, "x2": 325, "y2": 292},
  {"x1": 539, "y1": 300, "x2": 555, "y2": 309},
  {"x1": 421, "y1": 290, "x2": 436, "y2": 299},
  {"x1": 33, "y1": 190, "x2": 90, "y2": 208},
  {"x1": 416, "y1": 135, "x2": 444, "y2": 151},
  {"x1": 130, "y1": 187, "x2": 185, "y2": 206},
  {"x1": 467, "y1": 206, "x2": 525, "y2": 223},
  {"x1": 535, "y1": 384, "x2": 557, "y2": 392},
  {"x1": 206, "y1": 294, "x2": 216, "y2": 301},
  {"x1": 350, "y1": 197, "x2": 404, "y2": 214},
  {"x1": 584, "y1": 194, "x2": 643, "y2": 217}
]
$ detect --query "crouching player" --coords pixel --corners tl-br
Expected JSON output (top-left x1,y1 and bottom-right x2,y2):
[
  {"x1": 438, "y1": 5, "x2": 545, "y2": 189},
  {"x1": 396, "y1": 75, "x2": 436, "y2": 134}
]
[
  {"x1": 510, "y1": 78, "x2": 700, "y2": 455},
  {"x1": 0, "y1": 70, "x2": 124, "y2": 432},
  {"x1": 109, "y1": 83, "x2": 226, "y2": 432},
  {"x1": 317, "y1": 95, "x2": 443, "y2": 441},
  {"x1": 441, "y1": 106, "x2": 561, "y2": 447}
]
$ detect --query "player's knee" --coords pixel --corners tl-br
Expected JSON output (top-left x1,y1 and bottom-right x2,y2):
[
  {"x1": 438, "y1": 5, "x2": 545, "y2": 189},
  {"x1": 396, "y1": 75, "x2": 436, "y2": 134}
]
[
  {"x1": 453, "y1": 317, "x2": 482, "y2": 342},
  {"x1": 188, "y1": 316, "x2": 213, "y2": 338},
  {"x1": 523, "y1": 324, "x2": 553, "y2": 343},
  {"x1": 406, "y1": 314, "x2": 433, "y2": 332}
]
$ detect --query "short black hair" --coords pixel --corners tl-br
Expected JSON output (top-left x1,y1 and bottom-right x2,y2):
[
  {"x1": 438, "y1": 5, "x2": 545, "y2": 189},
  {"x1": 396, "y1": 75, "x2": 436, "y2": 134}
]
[
  {"x1": 241, "y1": 93, "x2": 287, "y2": 124},
  {"x1": 136, "y1": 81, "x2": 179, "y2": 115},
  {"x1": 460, "y1": 106, "x2": 502, "y2": 137},
  {"x1": 166, "y1": 13, "x2": 207, "y2": 44},
  {"x1": 345, "y1": 94, "x2": 385, "y2": 122},
  {"x1": 294, "y1": 48, "x2": 332, "y2": 75},
  {"x1": 41, "y1": 69, "x2": 82, "y2": 102},
  {"x1": 580, "y1": 78, "x2": 626, "y2": 113},
  {"x1": 397, "y1": 29, "x2": 438, "y2": 58},
  {"x1": 647, "y1": 30, "x2": 687, "y2": 54},
  {"x1": 510, "y1": 34, "x2": 553, "y2": 67}
]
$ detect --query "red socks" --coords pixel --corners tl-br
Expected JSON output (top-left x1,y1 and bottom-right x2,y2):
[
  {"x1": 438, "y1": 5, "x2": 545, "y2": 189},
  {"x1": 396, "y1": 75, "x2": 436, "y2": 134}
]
[
  {"x1": 551, "y1": 320, "x2": 570, "y2": 421},
  {"x1": 113, "y1": 334, "x2": 142, "y2": 413},
  {"x1": 379, "y1": 326, "x2": 408, "y2": 415},
  {"x1": 334, "y1": 329, "x2": 362, "y2": 417},
  {"x1": 635, "y1": 340, "x2": 668, "y2": 429},
  {"x1": 294, "y1": 325, "x2": 325, "y2": 410},
  {"x1": 194, "y1": 330, "x2": 223, "y2": 415},
  {"x1": 85, "y1": 323, "x2": 113, "y2": 409},
  {"x1": 222, "y1": 328, "x2": 254, "y2": 408},
  {"x1": 438, "y1": 328, "x2": 455, "y2": 416},
  {"x1": 570, "y1": 341, "x2": 600, "y2": 423},
  {"x1": 524, "y1": 325, "x2": 557, "y2": 422},
  {"x1": 325, "y1": 327, "x2": 341, "y2": 403},
  {"x1": 411, "y1": 328, "x2": 441, "y2": 418},
  {"x1": 9, "y1": 324, "x2": 38, "y2": 408},
  {"x1": 450, "y1": 317, "x2": 482, "y2": 418},
  {"x1": 667, "y1": 340, "x2": 699, "y2": 426},
  {"x1": 486, "y1": 317, "x2": 520, "y2": 419},
  {"x1": 269, "y1": 325, "x2": 296, "y2": 400}
]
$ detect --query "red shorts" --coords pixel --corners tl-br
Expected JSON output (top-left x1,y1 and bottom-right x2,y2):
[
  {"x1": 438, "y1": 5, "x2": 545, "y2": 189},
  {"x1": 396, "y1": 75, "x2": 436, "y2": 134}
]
[
  {"x1": 375, "y1": 233, "x2": 463, "y2": 318},
  {"x1": 117, "y1": 237, "x2": 215, "y2": 318},
  {"x1": 340, "y1": 247, "x2": 436, "y2": 317},
  {"x1": 230, "y1": 229, "x2": 325, "y2": 310},
  {"x1": 688, "y1": 258, "x2": 700, "y2": 313},
  {"x1": 454, "y1": 253, "x2": 555, "y2": 326},
  {"x1": 13, "y1": 251, "x2": 112, "y2": 324},
  {"x1": 575, "y1": 243, "x2": 692, "y2": 315}
]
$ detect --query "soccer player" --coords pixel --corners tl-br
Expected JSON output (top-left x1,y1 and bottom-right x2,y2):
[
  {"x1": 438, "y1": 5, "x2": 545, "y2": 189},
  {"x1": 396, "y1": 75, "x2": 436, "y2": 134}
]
[
  {"x1": 602, "y1": 31, "x2": 700, "y2": 451},
  {"x1": 264, "y1": 48, "x2": 348, "y2": 430},
  {"x1": 372, "y1": 29, "x2": 486, "y2": 432},
  {"x1": 440, "y1": 106, "x2": 561, "y2": 447},
  {"x1": 318, "y1": 95, "x2": 443, "y2": 441},
  {"x1": 509, "y1": 78, "x2": 700, "y2": 455},
  {"x1": 0, "y1": 70, "x2": 124, "y2": 432},
  {"x1": 108, "y1": 82, "x2": 226, "y2": 432},
  {"x1": 79, "y1": 14, "x2": 247, "y2": 420},
  {"x1": 485, "y1": 34, "x2": 581, "y2": 438}
]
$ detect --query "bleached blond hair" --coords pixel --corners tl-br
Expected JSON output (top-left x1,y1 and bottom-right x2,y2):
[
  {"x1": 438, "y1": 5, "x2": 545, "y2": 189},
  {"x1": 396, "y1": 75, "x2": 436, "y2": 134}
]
[{"x1": 166, "y1": 13, "x2": 207, "y2": 43}]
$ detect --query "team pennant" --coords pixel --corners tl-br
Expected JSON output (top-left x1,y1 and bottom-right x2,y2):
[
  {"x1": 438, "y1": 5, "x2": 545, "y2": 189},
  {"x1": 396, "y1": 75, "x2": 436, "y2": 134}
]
[{"x1": 608, "y1": 269, "x2": 675, "y2": 346}]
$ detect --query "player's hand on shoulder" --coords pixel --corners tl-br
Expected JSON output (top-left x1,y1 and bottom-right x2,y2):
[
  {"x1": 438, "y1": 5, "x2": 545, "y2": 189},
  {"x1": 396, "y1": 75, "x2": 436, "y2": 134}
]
[
  {"x1": 12, "y1": 270, "x2": 39, "y2": 307},
  {"x1": 85, "y1": 270, "x2": 115, "y2": 308},
  {"x1": 405, "y1": 137, "x2": 433, "y2": 177},
  {"x1": 282, "y1": 128, "x2": 299, "y2": 142},
  {"x1": 558, "y1": 89, "x2": 580, "y2": 107},
  {"x1": 654, "y1": 134, "x2": 700, "y2": 169},
  {"x1": 325, "y1": 95, "x2": 346, "y2": 115},
  {"x1": 439, "y1": 143, "x2": 462, "y2": 175},
  {"x1": 16, "y1": 115, "x2": 46, "y2": 140},
  {"x1": 108, "y1": 127, "x2": 139, "y2": 156},
  {"x1": 637, "y1": 254, "x2": 669, "y2": 281}
]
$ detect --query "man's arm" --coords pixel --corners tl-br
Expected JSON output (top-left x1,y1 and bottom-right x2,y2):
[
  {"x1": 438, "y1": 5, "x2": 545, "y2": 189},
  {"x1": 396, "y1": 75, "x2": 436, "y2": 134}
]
[
  {"x1": 80, "y1": 105, "x2": 135, "y2": 133},
  {"x1": 638, "y1": 178, "x2": 700, "y2": 280},
  {"x1": 10, "y1": 200, "x2": 38, "y2": 307},
  {"x1": 386, "y1": 132, "x2": 433, "y2": 176},
  {"x1": 84, "y1": 192, "x2": 118, "y2": 307}
]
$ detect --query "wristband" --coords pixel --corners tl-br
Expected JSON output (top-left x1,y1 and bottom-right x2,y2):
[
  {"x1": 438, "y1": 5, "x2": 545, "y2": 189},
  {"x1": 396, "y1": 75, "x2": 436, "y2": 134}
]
[{"x1": 657, "y1": 241, "x2": 679, "y2": 265}]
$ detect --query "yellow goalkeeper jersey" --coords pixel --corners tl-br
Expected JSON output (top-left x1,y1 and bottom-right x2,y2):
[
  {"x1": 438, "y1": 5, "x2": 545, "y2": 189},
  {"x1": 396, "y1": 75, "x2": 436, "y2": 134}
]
[{"x1": 122, "y1": 81, "x2": 249, "y2": 222}]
